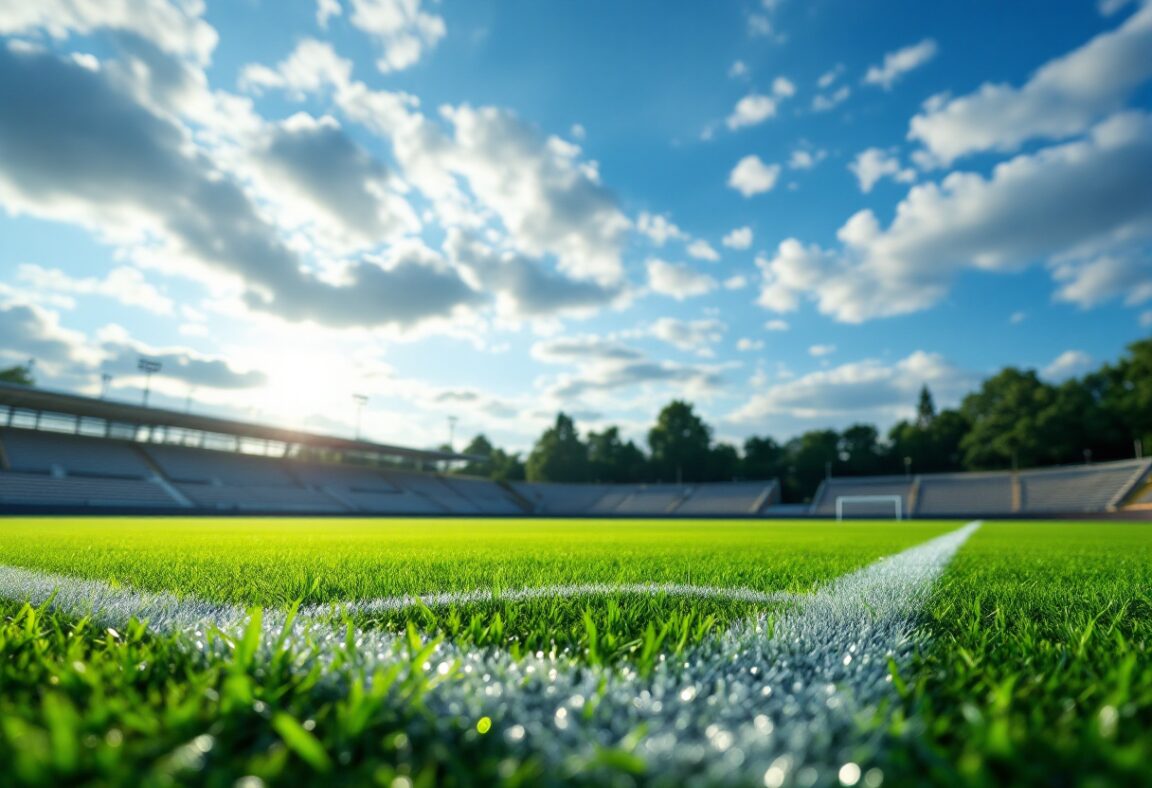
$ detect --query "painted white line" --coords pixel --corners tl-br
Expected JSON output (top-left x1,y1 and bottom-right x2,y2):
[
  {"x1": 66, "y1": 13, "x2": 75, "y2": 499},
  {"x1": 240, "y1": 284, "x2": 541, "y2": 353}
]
[
  {"x1": 0, "y1": 521, "x2": 980, "y2": 784},
  {"x1": 310, "y1": 582, "x2": 800, "y2": 618}
]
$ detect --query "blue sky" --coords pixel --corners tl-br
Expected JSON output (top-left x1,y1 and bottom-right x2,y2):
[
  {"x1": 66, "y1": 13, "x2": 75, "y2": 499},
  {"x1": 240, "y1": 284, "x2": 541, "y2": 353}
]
[{"x1": 1, "y1": 0, "x2": 1150, "y2": 452}]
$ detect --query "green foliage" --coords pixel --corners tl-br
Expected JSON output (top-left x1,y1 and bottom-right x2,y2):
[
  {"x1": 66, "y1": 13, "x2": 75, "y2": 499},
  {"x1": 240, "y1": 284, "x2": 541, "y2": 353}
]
[
  {"x1": 647, "y1": 400, "x2": 712, "y2": 483},
  {"x1": 0, "y1": 362, "x2": 34, "y2": 386},
  {"x1": 586, "y1": 426, "x2": 647, "y2": 483},
  {"x1": 526, "y1": 413, "x2": 590, "y2": 482}
]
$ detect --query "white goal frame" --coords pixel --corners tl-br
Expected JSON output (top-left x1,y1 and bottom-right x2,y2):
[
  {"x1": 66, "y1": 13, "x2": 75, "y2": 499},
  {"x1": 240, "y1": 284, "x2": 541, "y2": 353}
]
[{"x1": 835, "y1": 495, "x2": 903, "y2": 521}]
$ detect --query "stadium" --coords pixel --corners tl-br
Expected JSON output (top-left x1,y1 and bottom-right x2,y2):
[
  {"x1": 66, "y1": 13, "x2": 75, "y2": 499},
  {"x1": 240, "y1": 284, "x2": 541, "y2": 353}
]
[{"x1": 2, "y1": 1, "x2": 1152, "y2": 787}]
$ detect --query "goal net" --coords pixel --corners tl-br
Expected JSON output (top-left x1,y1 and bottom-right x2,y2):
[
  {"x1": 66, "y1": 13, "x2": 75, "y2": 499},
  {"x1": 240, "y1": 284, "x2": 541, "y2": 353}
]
[{"x1": 835, "y1": 495, "x2": 904, "y2": 521}]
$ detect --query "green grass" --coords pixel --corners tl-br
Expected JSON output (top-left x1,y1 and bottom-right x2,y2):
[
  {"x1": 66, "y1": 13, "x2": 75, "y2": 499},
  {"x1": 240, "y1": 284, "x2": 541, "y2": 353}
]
[
  {"x1": 0, "y1": 517, "x2": 951, "y2": 660},
  {"x1": 888, "y1": 521, "x2": 1152, "y2": 786},
  {"x1": 0, "y1": 517, "x2": 1149, "y2": 785}
]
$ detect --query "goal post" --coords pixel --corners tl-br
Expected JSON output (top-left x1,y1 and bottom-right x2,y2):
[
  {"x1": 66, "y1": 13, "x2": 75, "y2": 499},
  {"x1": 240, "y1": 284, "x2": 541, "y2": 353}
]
[{"x1": 835, "y1": 494, "x2": 903, "y2": 521}]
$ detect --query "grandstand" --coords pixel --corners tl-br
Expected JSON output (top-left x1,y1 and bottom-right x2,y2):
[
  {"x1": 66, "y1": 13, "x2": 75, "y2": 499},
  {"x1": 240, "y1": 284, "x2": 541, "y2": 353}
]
[{"x1": 1, "y1": 381, "x2": 1149, "y2": 517}]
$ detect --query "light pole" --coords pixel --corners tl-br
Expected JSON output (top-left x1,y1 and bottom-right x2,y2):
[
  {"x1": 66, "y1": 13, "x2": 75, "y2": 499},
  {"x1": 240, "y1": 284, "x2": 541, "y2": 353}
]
[
  {"x1": 353, "y1": 394, "x2": 368, "y2": 440},
  {"x1": 100, "y1": 373, "x2": 112, "y2": 399},
  {"x1": 137, "y1": 358, "x2": 161, "y2": 407},
  {"x1": 903, "y1": 456, "x2": 912, "y2": 478}
]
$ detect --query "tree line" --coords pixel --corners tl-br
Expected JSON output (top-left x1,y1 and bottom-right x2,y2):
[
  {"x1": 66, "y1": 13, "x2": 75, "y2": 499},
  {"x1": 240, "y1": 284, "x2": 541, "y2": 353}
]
[{"x1": 452, "y1": 338, "x2": 1152, "y2": 503}]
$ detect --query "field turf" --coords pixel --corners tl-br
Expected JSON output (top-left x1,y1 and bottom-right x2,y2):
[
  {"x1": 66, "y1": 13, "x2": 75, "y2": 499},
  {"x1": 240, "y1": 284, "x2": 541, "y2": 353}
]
[{"x1": 0, "y1": 517, "x2": 1147, "y2": 785}]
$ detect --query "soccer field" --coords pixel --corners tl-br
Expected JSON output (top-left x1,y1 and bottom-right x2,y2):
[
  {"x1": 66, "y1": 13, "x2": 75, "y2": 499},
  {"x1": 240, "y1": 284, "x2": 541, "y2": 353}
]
[{"x1": 0, "y1": 518, "x2": 1148, "y2": 786}]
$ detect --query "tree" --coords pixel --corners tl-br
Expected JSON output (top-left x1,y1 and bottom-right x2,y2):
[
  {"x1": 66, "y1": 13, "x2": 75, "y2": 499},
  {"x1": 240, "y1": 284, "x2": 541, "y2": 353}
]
[
  {"x1": 587, "y1": 427, "x2": 648, "y2": 483},
  {"x1": 916, "y1": 385, "x2": 936, "y2": 428},
  {"x1": 526, "y1": 413, "x2": 590, "y2": 482},
  {"x1": 647, "y1": 400, "x2": 712, "y2": 483},
  {"x1": 456, "y1": 434, "x2": 495, "y2": 476},
  {"x1": 960, "y1": 368, "x2": 1057, "y2": 469},
  {"x1": 838, "y1": 423, "x2": 883, "y2": 476},
  {"x1": 0, "y1": 362, "x2": 34, "y2": 386},
  {"x1": 706, "y1": 442, "x2": 740, "y2": 482},
  {"x1": 742, "y1": 435, "x2": 785, "y2": 481},
  {"x1": 782, "y1": 429, "x2": 840, "y2": 502}
]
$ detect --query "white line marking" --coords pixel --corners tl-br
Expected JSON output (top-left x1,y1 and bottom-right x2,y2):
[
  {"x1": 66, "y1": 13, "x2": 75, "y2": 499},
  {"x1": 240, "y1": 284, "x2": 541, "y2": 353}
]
[{"x1": 0, "y1": 521, "x2": 980, "y2": 783}]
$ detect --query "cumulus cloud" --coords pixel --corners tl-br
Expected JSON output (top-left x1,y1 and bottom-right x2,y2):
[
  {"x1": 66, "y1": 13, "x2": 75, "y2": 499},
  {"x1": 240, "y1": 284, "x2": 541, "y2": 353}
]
[
  {"x1": 817, "y1": 64, "x2": 845, "y2": 89},
  {"x1": 0, "y1": 46, "x2": 478, "y2": 330},
  {"x1": 811, "y1": 85, "x2": 850, "y2": 112},
  {"x1": 446, "y1": 231, "x2": 623, "y2": 318},
  {"x1": 729, "y1": 351, "x2": 974, "y2": 425},
  {"x1": 1042, "y1": 349, "x2": 1094, "y2": 381},
  {"x1": 646, "y1": 259, "x2": 718, "y2": 300},
  {"x1": 535, "y1": 334, "x2": 729, "y2": 400},
  {"x1": 239, "y1": 38, "x2": 355, "y2": 97},
  {"x1": 348, "y1": 0, "x2": 445, "y2": 73},
  {"x1": 726, "y1": 94, "x2": 780, "y2": 130},
  {"x1": 809, "y1": 344, "x2": 836, "y2": 357},
  {"x1": 686, "y1": 239, "x2": 720, "y2": 261},
  {"x1": 728, "y1": 155, "x2": 781, "y2": 197},
  {"x1": 909, "y1": 4, "x2": 1152, "y2": 164},
  {"x1": 0, "y1": 0, "x2": 218, "y2": 63},
  {"x1": 0, "y1": 302, "x2": 97, "y2": 370},
  {"x1": 15, "y1": 264, "x2": 174, "y2": 314},
  {"x1": 849, "y1": 147, "x2": 916, "y2": 193},
  {"x1": 317, "y1": 0, "x2": 342, "y2": 28},
  {"x1": 756, "y1": 112, "x2": 1152, "y2": 322},
  {"x1": 863, "y1": 38, "x2": 938, "y2": 90},
  {"x1": 789, "y1": 148, "x2": 827, "y2": 170},
  {"x1": 253, "y1": 112, "x2": 419, "y2": 249},
  {"x1": 646, "y1": 318, "x2": 726, "y2": 356},
  {"x1": 99, "y1": 337, "x2": 266, "y2": 389},
  {"x1": 636, "y1": 211, "x2": 685, "y2": 245},
  {"x1": 723, "y1": 226, "x2": 754, "y2": 249},
  {"x1": 764, "y1": 319, "x2": 789, "y2": 331},
  {"x1": 726, "y1": 78, "x2": 795, "y2": 130},
  {"x1": 736, "y1": 338, "x2": 764, "y2": 351},
  {"x1": 729, "y1": 60, "x2": 749, "y2": 79}
]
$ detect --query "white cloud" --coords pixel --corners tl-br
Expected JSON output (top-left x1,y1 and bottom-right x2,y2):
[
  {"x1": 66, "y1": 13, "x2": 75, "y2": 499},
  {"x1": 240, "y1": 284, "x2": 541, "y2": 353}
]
[
  {"x1": 817, "y1": 64, "x2": 845, "y2": 89},
  {"x1": 317, "y1": 0, "x2": 342, "y2": 28},
  {"x1": 1140, "y1": 310, "x2": 1152, "y2": 327},
  {"x1": 646, "y1": 259, "x2": 718, "y2": 300},
  {"x1": 16, "y1": 264, "x2": 174, "y2": 314},
  {"x1": 636, "y1": 211, "x2": 685, "y2": 245},
  {"x1": 811, "y1": 85, "x2": 850, "y2": 112},
  {"x1": 808, "y1": 344, "x2": 836, "y2": 357},
  {"x1": 647, "y1": 317, "x2": 726, "y2": 356},
  {"x1": 764, "y1": 319, "x2": 789, "y2": 331},
  {"x1": 722, "y1": 226, "x2": 754, "y2": 249},
  {"x1": 1099, "y1": 0, "x2": 1137, "y2": 15},
  {"x1": 736, "y1": 338, "x2": 764, "y2": 352},
  {"x1": 849, "y1": 147, "x2": 916, "y2": 192},
  {"x1": 772, "y1": 76, "x2": 796, "y2": 97},
  {"x1": 1043, "y1": 349, "x2": 1094, "y2": 381},
  {"x1": 864, "y1": 38, "x2": 938, "y2": 90},
  {"x1": 726, "y1": 93, "x2": 779, "y2": 130},
  {"x1": 756, "y1": 112, "x2": 1152, "y2": 322},
  {"x1": 686, "y1": 239, "x2": 720, "y2": 261},
  {"x1": 240, "y1": 39, "x2": 354, "y2": 96},
  {"x1": 729, "y1": 60, "x2": 749, "y2": 78},
  {"x1": 1010, "y1": 311, "x2": 1027, "y2": 324},
  {"x1": 728, "y1": 155, "x2": 781, "y2": 197},
  {"x1": 348, "y1": 0, "x2": 446, "y2": 73},
  {"x1": 788, "y1": 148, "x2": 827, "y2": 170},
  {"x1": 909, "y1": 5, "x2": 1152, "y2": 164},
  {"x1": 724, "y1": 275, "x2": 749, "y2": 290},
  {"x1": 729, "y1": 350, "x2": 974, "y2": 427},
  {"x1": 0, "y1": 0, "x2": 218, "y2": 64}
]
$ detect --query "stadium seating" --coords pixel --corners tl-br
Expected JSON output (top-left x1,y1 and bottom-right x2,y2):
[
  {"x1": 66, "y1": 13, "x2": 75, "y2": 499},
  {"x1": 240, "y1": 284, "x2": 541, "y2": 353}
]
[
  {"x1": 1, "y1": 428, "x2": 151, "y2": 478},
  {"x1": 0, "y1": 471, "x2": 181, "y2": 507},
  {"x1": 675, "y1": 482, "x2": 778, "y2": 515},
  {"x1": 144, "y1": 445, "x2": 294, "y2": 486},
  {"x1": 443, "y1": 477, "x2": 525, "y2": 514},
  {"x1": 809, "y1": 477, "x2": 913, "y2": 517},
  {"x1": 175, "y1": 482, "x2": 344, "y2": 512},
  {"x1": 915, "y1": 473, "x2": 1013, "y2": 516},
  {"x1": 510, "y1": 482, "x2": 617, "y2": 514},
  {"x1": 1019, "y1": 459, "x2": 1151, "y2": 513}
]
